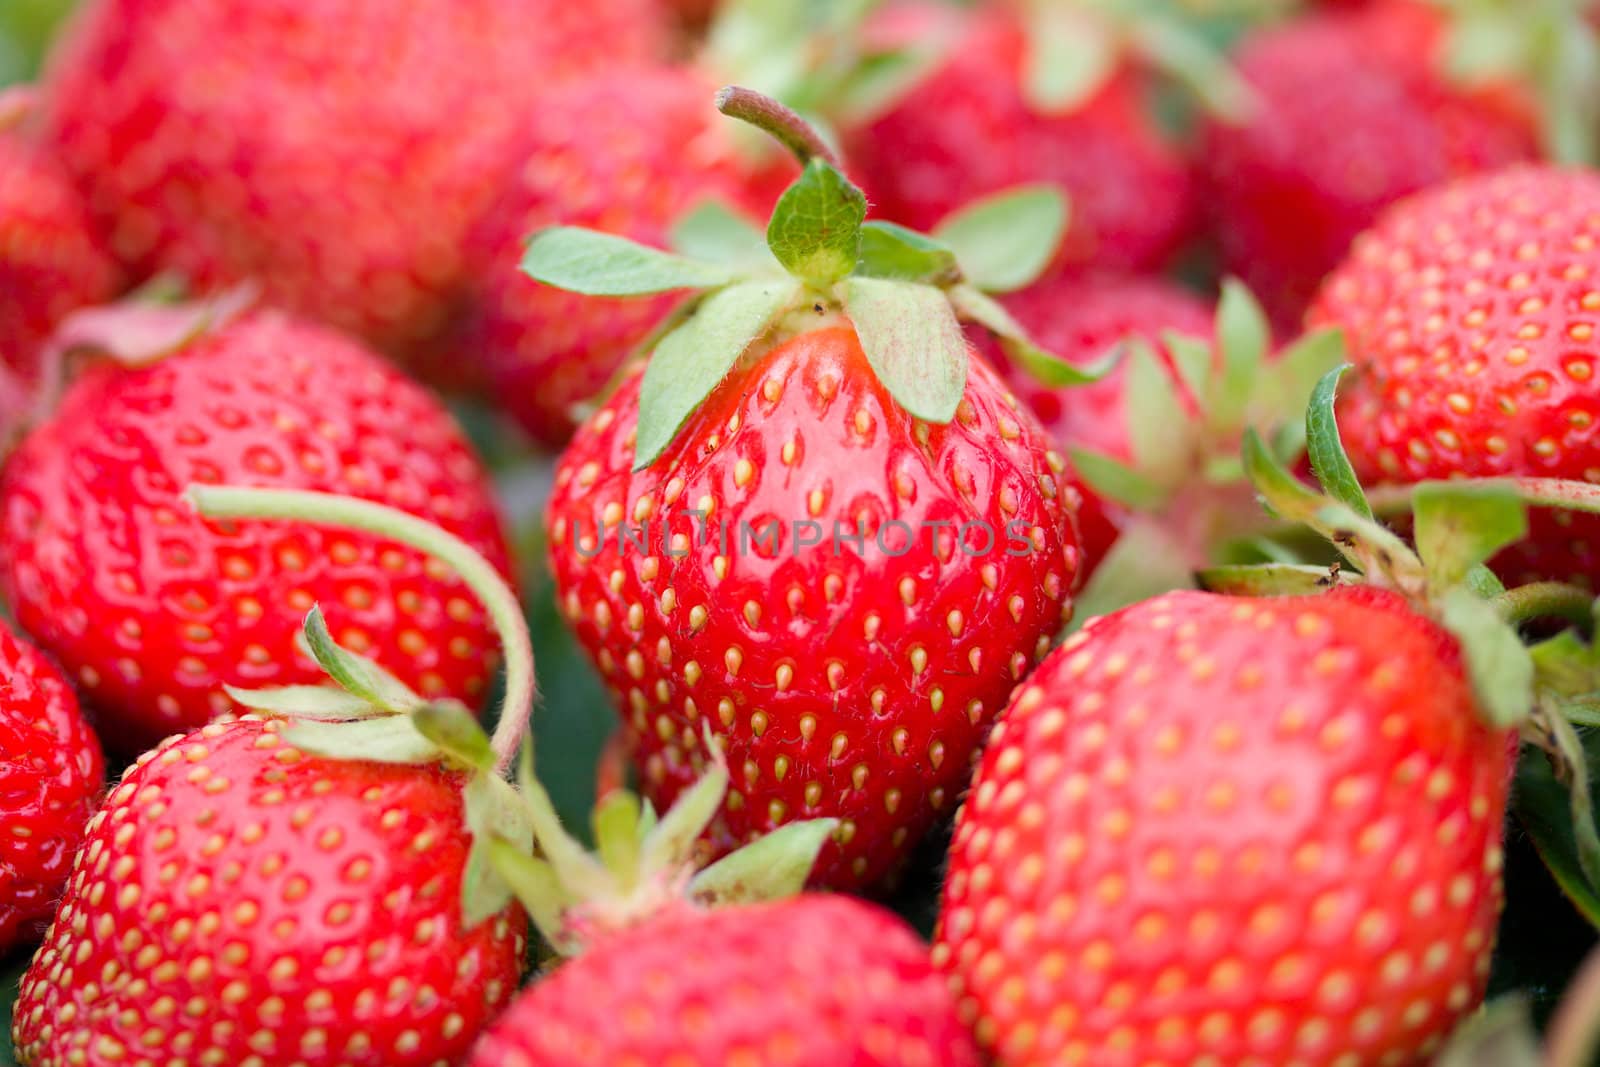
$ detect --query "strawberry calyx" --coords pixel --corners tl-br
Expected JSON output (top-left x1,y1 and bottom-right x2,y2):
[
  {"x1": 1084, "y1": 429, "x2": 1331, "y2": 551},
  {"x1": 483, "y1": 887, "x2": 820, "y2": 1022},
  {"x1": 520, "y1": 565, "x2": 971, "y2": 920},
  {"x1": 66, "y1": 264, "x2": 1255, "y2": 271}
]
[
  {"x1": 0, "y1": 84, "x2": 35, "y2": 130},
  {"x1": 521, "y1": 85, "x2": 1102, "y2": 472},
  {"x1": 487, "y1": 728, "x2": 837, "y2": 957},
  {"x1": 184, "y1": 485, "x2": 539, "y2": 927}
]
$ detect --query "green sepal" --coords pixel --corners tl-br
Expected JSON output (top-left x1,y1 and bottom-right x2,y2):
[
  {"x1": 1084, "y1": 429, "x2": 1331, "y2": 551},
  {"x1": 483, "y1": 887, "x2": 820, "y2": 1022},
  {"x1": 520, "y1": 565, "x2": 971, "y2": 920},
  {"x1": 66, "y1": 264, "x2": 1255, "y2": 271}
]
[
  {"x1": 637, "y1": 750, "x2": 731, "y2": 877},
  {"x1": 1532, "y1": 628, "x2": 1600, "y2": 706},
  {"x1": 766, "y1": 158, "x2": 866, "y2": 288},
  {"x1": 1163, "y1": 332, "x2": 1212, "y2": 409},
  {"x1": 947, "y1": 284, "x2": 1114, "y2": 387},
  {"x1": 1127, "y1": 15, "x2": 1258, "y2": 123},
  {"x1": 514, "y1": 739, "x2": 615, "y2": 903},
  {"x1": 459, "y1": 770, "x2": 534, "y2": 929},
  {"x1": 828, "y1": 44, "x2": 945, "y2": 125},
  {"x1": 1022, "y1": 5, "x2": 1117, "y2": 114},
  {"x1": 412, "y1": 700, "x2": 497, "y2": 773},
  {"x1": 842, "y1": 276, "x2": 968, "y2": 424},
  {"x1": 281, "y1": 715, "x2": 442, "y2": 766},
  {"x1": 669, "y1": 200, "x2": 775, "y2": 271},
  {"x1": 1304, "y1": 364, "x2": 1373, "y2": 520},
  {"x1": 1206, "y1": 279, "x2": 1270, "y2": 433},
  {"x1": 1515, "y1": 733, "x2": 1600, "y2": 928},
  {"x1": 485, "y1": 840, "x2": 573, "y2": 952},
  {"x1": 1196, "y1": 563, "x2": 1344, "y2": 597},
  {"x1": 222, "y1": 683, "x2": 383, "y2": 720},
  {"x1": 856, "y1": 222, "x2": 960, "y2": 285},
  {"x1": 932, "y1": 184, "x2": 1068, "y2": 294},
  {"x1": 1069, "y1": 447, "x2": 1169, "y2": 512},
  {"x1": 592, "y1": 790, "x2": 644, "y2": 888},
  {"x1": 1068, "y1": 521, "x2": 1197, "y2": 630},
  {"x1": 521, "y1": 227, "x2": 741, "y2": 296},
  {"x1": 1255, "y1": 327, "x2": 1348, "y2": 430},
  {"x1": 1412, "y1": 481, "x2": 1529, "y2": 593},
  {"x1": 1432, "y1": 997, "x2": 1543, "y2": 1067},
  {"x1": 633, "y1": 279, "x2": 800, "y2": 470},
  {"x1": 1125, "y1": 340, "x2": 1196, "y2": 488},
  {"x1": 1438, "y1": 587, "x2": 1536, "y2": 728},
  {"x1": 300, "y1": 605, "x2": 420, "y2": 713},
  {"x1": 1530, "y1": 704, "x2": 1600, "y2": 902},
  {"x1": 689, "y1": 818, "x2": 839, "y2": 907}
]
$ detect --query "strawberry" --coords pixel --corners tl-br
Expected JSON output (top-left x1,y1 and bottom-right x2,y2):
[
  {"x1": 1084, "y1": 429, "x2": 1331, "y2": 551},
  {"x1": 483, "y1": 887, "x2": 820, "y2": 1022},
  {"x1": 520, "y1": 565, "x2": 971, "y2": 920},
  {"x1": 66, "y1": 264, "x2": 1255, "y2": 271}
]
[
  {"x1": 36, "y1": 0, "x2": 668, "y2": 366},
  {"x1": 1310, "y1": 164, "x2": 1600, "y2": 588},
  {"x1": 0, "y1": 300, "x2": 512, "y2": 755},
  {"x1": 468, "y1": 728, "x2": 982, "y2": 1067},
  {"x1": 937, "y1": 584, "x2": 1511, "y2": 1066},
  {"x1": 458, "y1": 65, "x2": 784, "y2": 446},
  {"x1": 0, "y1": 618, "x2": 103, "y2": 957},
  {"x1": 0, "y1": 92, "x2": 118, "y2": 381},
  {"x1": 1199, "y1": 0, "x2": 1539, "y2": 327},
  {"x1": 847, "y1": 2, "x2": 1196, "y2": 273},
  {"x1": 532, "y1": 91, "x2": 1089, "y2": 888}
]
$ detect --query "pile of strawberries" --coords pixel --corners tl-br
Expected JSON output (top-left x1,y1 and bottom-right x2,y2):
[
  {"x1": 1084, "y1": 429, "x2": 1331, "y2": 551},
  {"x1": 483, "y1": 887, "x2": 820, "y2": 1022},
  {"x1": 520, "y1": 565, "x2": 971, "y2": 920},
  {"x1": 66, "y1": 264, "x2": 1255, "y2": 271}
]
[{"x1": 5, "y1": 0, "x2": 1600, "y2": 1065}]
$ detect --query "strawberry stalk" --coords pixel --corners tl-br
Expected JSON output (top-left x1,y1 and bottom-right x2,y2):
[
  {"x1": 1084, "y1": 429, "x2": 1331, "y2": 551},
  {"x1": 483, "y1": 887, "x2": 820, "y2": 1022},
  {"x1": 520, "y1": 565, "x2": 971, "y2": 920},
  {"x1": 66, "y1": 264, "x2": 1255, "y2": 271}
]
[
  {"x1": 1495, "y1": 581, "x2": 1599, "y2": 629},
  {"x1": 713, "y1": 85, "x2": 840, "y2": 168},
  {"x1": 186, "y1": 484, "x2": 536, "y2": 773}
]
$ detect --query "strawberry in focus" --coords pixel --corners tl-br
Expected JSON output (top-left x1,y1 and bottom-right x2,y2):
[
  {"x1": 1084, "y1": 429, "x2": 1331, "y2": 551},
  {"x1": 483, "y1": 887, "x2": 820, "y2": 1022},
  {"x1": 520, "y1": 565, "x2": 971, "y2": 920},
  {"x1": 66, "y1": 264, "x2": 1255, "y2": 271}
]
[
  {"x1": 0, "y1": 303, "x2": 511, "y2": 755},
  {"x1": 0, "y1": 618, "x2": 103, "y2": 957}
]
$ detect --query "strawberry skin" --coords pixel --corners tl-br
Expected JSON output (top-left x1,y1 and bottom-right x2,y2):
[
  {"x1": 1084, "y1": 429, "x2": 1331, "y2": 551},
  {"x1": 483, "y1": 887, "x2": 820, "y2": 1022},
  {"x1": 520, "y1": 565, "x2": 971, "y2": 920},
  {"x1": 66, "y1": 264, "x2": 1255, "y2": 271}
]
[
  {"x1": 546, "y1": 325, "x2": 1083, "y2": 888},
  {"x1": 1200, "y1": 0, "x2": 1538, "y2": 327},
  {"x1": 38, "y1": 0, "x2": 667, "y2": 363},
  {"x1": 0, "y1": 125, "x2": 119, "y2": 380},
  {"x1": 849, "y1": 3, "x2": 1194, "y2": 273},
  {"x1": 468, "y1": 895, "x2": 982, "y2": 1067},
  {"x1": 12, "y1": 716, "x2": 525, "y2": 1067},
  {"x1": 1311, "y1": 164, "x2": 1600, "y2": 587},
  {"x1": 0, "y1": 309, "x2": 512, "y2": 755},
  {"x1": 935, "y1": 586, "x2": 1509, "y2": 1067},
  {"x1": 0, "y1": 619, "x2": 104, "y2": 956},
  {"x1": 459, "y1": 65, "x2": 785, "y2": 447}
]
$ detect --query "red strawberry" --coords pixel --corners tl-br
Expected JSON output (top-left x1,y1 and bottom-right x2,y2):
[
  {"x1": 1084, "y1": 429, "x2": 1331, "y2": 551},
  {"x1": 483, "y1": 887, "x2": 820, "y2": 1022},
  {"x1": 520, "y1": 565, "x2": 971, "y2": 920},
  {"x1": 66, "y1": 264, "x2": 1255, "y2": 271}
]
[
  {"x1": 848, "y1": 3, "x2": 1195, "y2": 273},
  {"x1": 37, "y1": 0, "x2": 667, "y2": 366},
  {"x1": 471, "y1": 895, "x2": 979, "y2": 1067},
  {"x1": 0, "y1": 97, "x2": 119, "y2": 381},
  {"x1": 1200, "y1": 0, "x2": 1538, "y2": 327},
  {"x1": 547, "y1": 326, "x2": 1081, "y2": 888},
  {"x1": 0, "y1": 302, "x2": 512, "y2": 755},
  {"x1": 936, "y1": 585, "x2": 1510, "y2": 1066},
  {"x1": 0, "y1": 618, "x2": 103, "y2": 956},
  {"x1": 459, "y1": 66, "x2": 785, "y2": 447},
  {"x1": 1311, "y1": 164, "x2": 1600, "y2": 588},
  {"x1": 11, "y1": 716, "x2": 527, "y2": 1067}
]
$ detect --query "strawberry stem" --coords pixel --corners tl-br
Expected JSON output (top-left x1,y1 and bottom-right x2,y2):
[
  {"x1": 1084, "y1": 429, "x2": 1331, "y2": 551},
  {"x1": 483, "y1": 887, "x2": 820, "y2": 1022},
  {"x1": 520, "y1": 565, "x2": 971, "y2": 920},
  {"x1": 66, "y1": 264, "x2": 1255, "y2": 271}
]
[
  {"x1": 184, "y1": 485, "x2": 536, "y2": 774},
  {"x1": 1495, "y1": 582, "x2": 1597, "y2": 629},
  {"x1": 1368, "y1": 477, "x2": 1600, "y2": 518},
  {"x1": 715, "y1": 85, "x2": 841, "y2": 169}
]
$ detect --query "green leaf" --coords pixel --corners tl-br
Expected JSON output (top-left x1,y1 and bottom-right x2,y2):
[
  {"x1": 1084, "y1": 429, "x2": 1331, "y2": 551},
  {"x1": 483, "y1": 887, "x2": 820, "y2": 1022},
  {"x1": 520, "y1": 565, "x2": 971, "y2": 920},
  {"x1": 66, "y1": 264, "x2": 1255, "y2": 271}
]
[
  {"x1": 459, "y1": 771, "x2": 534, "y2": 928},
  {"x1": 1068, "y1": 447, "x2": 1169, "y2": 511},
  {"x1": 842, "y1": 277, "x2": 968, "y2": 423},
  {"x1": 1163, "y1": 332, "x2": 1213, "y2": 407},
  {"x1": 591, "y1": 790, "x2": 643, "y2": 887},
  {"x1": 486, "y1": 841, "x2": 573, "y2": 952},
  {"x1": 300, "y1": 607, "x2": 420, "y2": 713},
  {"x1": 633, "y1": 280, "x2": 800, "y2": 470},
  {"x1": 1196, "y1": 563, "x2": 1343, "y2": 597},
  {"x1": 521, "y1": 227, "x2": 740, "y2": 296},
  {"x1": 1535, "y1": 708, "x2": 1600, "y2": 910},
  {"x1": 282, "y1": 715, "x2": 442, "y2": 765},
  {"x1": 1129, "y1": 16, "x2": 1258, "y2": 122},
  {"x1": 1517, "y1": 739, "x2": 1600, "y2": 928},
  {"x1": 690, "y1": 818, "x2": 839, "y2": 906},
  {"x1": 1304, "y1": 365, "x2": 1373, "y2": 519},
  {"x1": 856, "y1": 222, "x2": 960, "y2": 284},
  {"x1": 1069, "y1": 521, "x2": 1198, "y2": 630},
  {"x1": 1413, "y1": 481, "x2": 1528, "y2": 592},
  {"x1": 1256, "y1": 326, "x2": 1347, "y2": 429},
  {"x1": 411, "y1": 701, "x2": 496, "y2": 772},
  {"x1": 638, "y1": 757, "x2": 731, "y2": 877},
  {"x1": 669, "y1": 200, "x2": 774, "y2": 270},
  {"x1": 1022, "y1": 6, "x2": 1117, "y2": 113},
  {"x1": 1437, "y1": 587, "x2": 1536, "y2": 728},
  {"x1": 932, "y1": 185, "x2": 1069, "y2": 293},
  {"x1": 947, "y1": 285, "x2": 1114, "y2": 387},
  {"x1": 1207, "y1": 279, "x2": 1270, "y2": 432},
  {"x1": 223, "y1": 683, "x2": 382, "y2": 720},
  {"x1": 1432, "y1": 997, "x2": 1543, "y2": 1067},
  {"x1": 1532, "y1": 629, "x2": 1600, "y2": 704},
  {"x1": 1124, "y1": 340, "x2": 1193, "y2": 485},
  {"x1": 766, "y1": 158, "x2": 866, "y2": 287},
  {"x1": 830, "y1": 45, "x2": 945, "y2": 125}
]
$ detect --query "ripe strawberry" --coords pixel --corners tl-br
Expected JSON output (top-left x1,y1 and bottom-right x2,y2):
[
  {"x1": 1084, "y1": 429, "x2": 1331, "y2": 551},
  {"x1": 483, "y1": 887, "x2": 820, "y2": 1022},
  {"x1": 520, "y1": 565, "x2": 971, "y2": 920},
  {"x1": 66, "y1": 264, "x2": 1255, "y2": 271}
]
[
  {"x1": 1200, "y1": 0, "x2": 1538, "y2": 327},
  {"x1": 936, "y1": 585, "x2": 1510, "y2": 1066},
  {"x1": 1310, "y1": 164, "x2": 1600, "y2": 588},
  {"x1": 37, "y1": 0, "x2": 668, "y2": 365},
  {"x1": 847, "y1": 3, "x2": 1195, "y2": 272},
  {"x1": 0, "y1": 618, "x2": 103, "y2": 956},
  {"x1": 11, "y1": 715, "x2": 526, "y2": 1067},
  {"x1": 0, "y1": 302, "x2": 511, "y2": 755},
  {"x1": 471, "y1": 895, "x2": 979, "y2": 1067},
  {"x1": 0, "y1": 98, "x2": 118, "y2": 381},
  {"x1": 459, "y1": 66, "x2": 784, "y2": 446}
]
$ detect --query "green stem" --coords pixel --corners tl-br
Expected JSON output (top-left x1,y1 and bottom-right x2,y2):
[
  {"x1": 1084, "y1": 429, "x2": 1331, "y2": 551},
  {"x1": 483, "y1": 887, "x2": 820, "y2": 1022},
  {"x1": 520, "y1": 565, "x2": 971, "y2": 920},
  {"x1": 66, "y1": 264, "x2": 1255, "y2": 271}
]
[
  {"x1": 186, "y1": 485, "x2": 536, "y2": 775},
  {"x1": 1369, "y1": 477, "x2": 1600, "y2": 518},
  {"x1": 715, "y1": 85, "x2": 840, "y2": 169},
  {"x1": 1495, "y1": 582, "x2": 1598, "y2": 629}
]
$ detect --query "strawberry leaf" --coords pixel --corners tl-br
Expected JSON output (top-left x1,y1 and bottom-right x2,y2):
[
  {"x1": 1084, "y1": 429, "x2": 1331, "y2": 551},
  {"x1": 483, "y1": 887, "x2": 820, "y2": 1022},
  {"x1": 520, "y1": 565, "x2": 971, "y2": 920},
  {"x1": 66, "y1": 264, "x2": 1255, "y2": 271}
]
[
  {"x1": 459, "y1": 771, "x2": 534, "y2": 929},
  {"x1": 669, "y1": 200, "x2": 774, "y2": 270},
  {"x1": 592, "y1": 790, "x2": 644, "y2": 886},
  {"x1": 1207, "y1": 279, "x2": 1270, "y2": 433},
  {"x1": 282, "y1": 715, "x2": 442, "y2": 765},
  {"x1": 521, "y1": 227, "x2": 741, "y2": 295},
  {"x1": 947, "y1": 284, "x2": 1113, "y2": 387},
  {"x1": 1196, "y1": 562, "x2": 1343, "y2": 597},
  {"x1": 932, "y1": 185, "x2": 1068, "y2": 293},
  {"x1": 1517, "y1": 736, "x2": 1600, "y2": 928},
  {"x1": 1022, "y1": 5, "x2": 1117, "y2": 113},
  {"x1": 690, "y1": 818, "x2": 839, "y2": 907},
  {"x1": 1069, "y1": 521, "x2": 1198, "y2": 627},
  {"x1": 1256, "y1": 326, "x2": 1348, "y2": 426},
  {"x1": 1125, "y1": 340, "x2": 1193, "y2": 486},
  {"x1": 1069, "y1": 447, "x2": 1169, "y2": 511},
  {"x1": 1163, "y1": 332, "x2": 1213, "y2": 408},
  {"x1": 1438, "y1": 587, "x2": 1535, "y2": 727},
  {"x1": 1413, "y1": 481, "x2": 1528, "y2": 592},
  {"x1": 843, "y1": 277, "x2": 968, "y2": 423},
  {"x1": 222, "y1": 683, "x2": 383, "y2": 720},
  {"x1": 633, "y1": 279, "x2": 800, "y2": 470},
  {"x1": 301, "y1": 605, "x2": 420, "y2": 712},
  {"x1": 765, "y1": 158, "x2": 866, "y2": 288},
  {"x1": 856, "y1": 222, "x2": 960, "y2": 284},
  {"x1": 1432, "y1": 997, "x2": 1543, "y2": 1067},
  {"x1": 411, "y1": 700, "x2": 496, "y2": 773},
  {"x1": 1128, "y1": 16, "x2": 1258, "y2": 122},
  {"x1": 1305, "y1": 364, "x2": 1373, "y2": 519}
]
